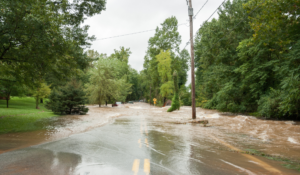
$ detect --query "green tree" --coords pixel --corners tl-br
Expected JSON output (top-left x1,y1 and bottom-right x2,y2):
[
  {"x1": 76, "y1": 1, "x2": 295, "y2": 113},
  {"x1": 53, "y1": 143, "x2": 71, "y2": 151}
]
[
  {"x1": 0, "y1": 80, "x2": 17, "y2": 108},
  {"x1": 32, "y1": 83, "x2": 51, "y2": 109},
  {"x1": 156, "y1": 50, "x2": 173, "y2": 103},
  {"x1": 110, "y1": 47, "x2": 132, "y2": 64},
  {"x1": 46, "y1": 80, "x2": 88, "y2": 114},
  {"x1": 85, "y1": 56, "x2": 131, "y2": 106},
  {"x1": 180, "y1": 85, "x2": 191, "y2": 106},
  {"x1": 168, "y1": 71, "x2": 180, "y2": 112},
  {"x1": 193, "y1": 0, "x2": 300, "y2": 119},
  {"x1": 0, "y1": 0, "x2": 106, "y2": 87},
  {"x1": 144, "y1": 16, "x2": 182, "y2": 103},
  {"x1": 127, "y1": 68, "x2": 141, "y2": 101},
  {"x1": 194, "y1": 0, "x2": 254, "y2": 112},
  {"x1": 0, "y1": 68, "x2": 27, "y2": 108},
  {"x1": 175, "y1": 49, "x2": 190, "y2": 88}
]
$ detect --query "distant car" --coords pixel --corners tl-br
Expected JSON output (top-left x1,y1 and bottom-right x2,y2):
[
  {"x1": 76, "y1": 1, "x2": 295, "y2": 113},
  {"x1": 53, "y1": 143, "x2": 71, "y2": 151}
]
[
  {"x1": 112, "y1": 103, "x2": 118, "y2": 107},
  {"x1": 116, "y1": 102, "x2": 122, "y2": 105},
  {"x1": 128, "y1": 101, "x2": 134, "y2": 104}
]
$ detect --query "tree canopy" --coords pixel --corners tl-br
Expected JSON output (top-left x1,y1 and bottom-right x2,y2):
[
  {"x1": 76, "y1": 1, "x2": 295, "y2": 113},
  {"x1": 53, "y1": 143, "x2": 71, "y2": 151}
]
[
  {"x1": 140, "y1": 16, "x2": 190, "y2": 105},
  {"x1": 194, "y1": 0, "x2": 300, "y2": 119},
  {"x1": 0, "y1": 0, "x2": 106, "y2": 86},
  {"x1": 85, "y1": 54, "x2": 131, "y2": 106}
]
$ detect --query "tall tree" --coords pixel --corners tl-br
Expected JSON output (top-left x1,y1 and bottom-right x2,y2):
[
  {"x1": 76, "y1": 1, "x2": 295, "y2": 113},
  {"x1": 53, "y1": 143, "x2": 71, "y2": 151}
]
[
  {"x1": 0, "y1": 0, "x2": 106, "y2": 87},
  {"x1": 142, "y1": 16, "x2": 183, "y2": 104},
  {"x1": 156, "y1": 50, "x2": 173, "y2": 103},
  {"x1": 85, "y1": 56, "x2": 131, "y2": 107}
]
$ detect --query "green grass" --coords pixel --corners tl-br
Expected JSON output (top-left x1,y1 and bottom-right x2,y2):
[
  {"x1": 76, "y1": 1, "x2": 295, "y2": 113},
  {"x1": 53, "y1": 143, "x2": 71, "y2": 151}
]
[
  {"x1": 0, "y1": 97, "x2": 58, "y2": 134},
  {"x1": 244, "y1": 149, "x2": 300, "y2": 172}
]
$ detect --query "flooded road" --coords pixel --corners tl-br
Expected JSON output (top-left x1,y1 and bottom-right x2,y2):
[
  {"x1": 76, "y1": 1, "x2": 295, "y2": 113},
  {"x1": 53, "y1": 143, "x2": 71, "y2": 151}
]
[{"x1": 0, "y1": 103, "x2": 300, "y2": 174}]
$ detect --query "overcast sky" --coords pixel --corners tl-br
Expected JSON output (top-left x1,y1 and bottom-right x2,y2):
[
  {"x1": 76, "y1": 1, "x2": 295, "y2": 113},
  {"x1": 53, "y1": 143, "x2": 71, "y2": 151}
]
[{"x1": 83, "y1": 0, "x2": 225, "y2": 84}]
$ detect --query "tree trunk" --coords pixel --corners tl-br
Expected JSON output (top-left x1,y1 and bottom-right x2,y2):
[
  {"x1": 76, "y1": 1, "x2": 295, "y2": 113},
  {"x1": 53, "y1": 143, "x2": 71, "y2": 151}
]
[
  {"x1": 5, "y1": 91, "x2": 11, "y2": 108},
  {"x1": 36, "y1": 87, "x2": 40, "y2": 109},
  {"x1": 106, "y1": 101, "x2": 107, "y2": 106},
  {"x1": 36, "y1": 97, "x2": 39, "y2": 109},
  {"x1": 40, "y1": 98, "x2": 43, "y2": 103}
]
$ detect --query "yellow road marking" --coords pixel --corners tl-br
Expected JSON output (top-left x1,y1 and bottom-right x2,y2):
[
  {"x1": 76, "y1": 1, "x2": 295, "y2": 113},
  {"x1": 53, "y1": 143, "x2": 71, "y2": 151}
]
[
  {"x1": 210, "y1": 135, "x2": 282, "y2": 174},
  {"x1": 145, "y1": 138, "x2": 149, "y2": 147},
  {"x1": 138, "y1": 139, "x2": 142, "y2": 148},
  {"x1": 144, "y1": 159, "x2": 150, "y2": 175},
  {"x1": 132, "y1": 159, "x2": 140, "y2": 175}
]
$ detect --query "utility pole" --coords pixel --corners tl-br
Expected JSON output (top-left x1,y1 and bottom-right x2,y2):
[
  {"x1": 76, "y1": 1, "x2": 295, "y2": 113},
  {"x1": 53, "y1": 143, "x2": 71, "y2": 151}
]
[{"x1": 188, "y1": 0, "x2": 196, "y2": 119}]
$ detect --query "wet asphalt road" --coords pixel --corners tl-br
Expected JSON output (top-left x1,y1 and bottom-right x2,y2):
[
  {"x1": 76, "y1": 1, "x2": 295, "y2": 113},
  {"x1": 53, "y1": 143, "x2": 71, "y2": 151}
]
[{"x1": 0, "y1": 111, "x2": 298, "y2": 175}]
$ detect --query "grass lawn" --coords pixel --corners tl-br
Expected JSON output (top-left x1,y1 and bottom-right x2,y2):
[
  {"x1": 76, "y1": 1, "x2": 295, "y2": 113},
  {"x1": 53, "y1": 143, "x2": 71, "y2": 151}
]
[{"x1": 0, "y1": 97, "x2": 58, "y2": 134}]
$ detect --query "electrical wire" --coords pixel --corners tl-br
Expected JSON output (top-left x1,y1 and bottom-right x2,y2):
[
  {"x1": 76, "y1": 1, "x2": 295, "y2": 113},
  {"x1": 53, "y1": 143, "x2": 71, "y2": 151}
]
[
  {"x1": 193, "y1": 0, "x2": 210, "y2": 19},
  {"x1": 93, "y1": 23, "x2": 187, "y2": 41},
  {"x1": 184, "y1": 0, "x2": 227, "y2": 49},
  {"x1": 184, "y1": 0, "x2": 267, "y2": 50}
]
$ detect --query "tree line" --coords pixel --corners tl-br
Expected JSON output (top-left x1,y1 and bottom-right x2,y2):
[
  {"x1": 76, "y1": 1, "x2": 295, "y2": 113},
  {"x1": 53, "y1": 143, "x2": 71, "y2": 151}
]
[
  {"x1": 194, "y1": 0, "x2": 300, "y2": 119},
  {"x1": 2, "y1": 0, "x2": 299, "y2": 119},
  {"x1": 138, "y1": 0, "x2": 300, "y2": 119}
]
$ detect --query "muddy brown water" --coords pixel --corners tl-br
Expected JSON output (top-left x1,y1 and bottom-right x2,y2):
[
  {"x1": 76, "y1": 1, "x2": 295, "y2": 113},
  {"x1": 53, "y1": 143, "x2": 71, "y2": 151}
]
[{"x1": 0, "y1": 103, "x2": 300, "y2": 174}]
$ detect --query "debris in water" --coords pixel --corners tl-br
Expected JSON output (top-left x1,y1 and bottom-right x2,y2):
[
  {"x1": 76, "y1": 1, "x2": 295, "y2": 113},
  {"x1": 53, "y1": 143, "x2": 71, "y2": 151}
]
[{"x1": 189, "y1": 120, "x2": 209, "y2": 124}]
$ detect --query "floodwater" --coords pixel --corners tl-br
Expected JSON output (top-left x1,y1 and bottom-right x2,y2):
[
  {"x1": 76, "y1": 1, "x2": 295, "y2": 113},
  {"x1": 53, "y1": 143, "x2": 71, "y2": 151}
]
[
  {"x1": 0, "y1": 106, "x2": 122, "y2": 154},
  {"x1": 0, "y1": 103, "x2": 300, "y2": 174}
]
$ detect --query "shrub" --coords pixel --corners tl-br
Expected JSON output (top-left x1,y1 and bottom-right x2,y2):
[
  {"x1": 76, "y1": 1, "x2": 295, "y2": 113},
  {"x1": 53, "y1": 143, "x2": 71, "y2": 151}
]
[{"x1": 46, "y1": 80, "x2": 88, "y2": 115}]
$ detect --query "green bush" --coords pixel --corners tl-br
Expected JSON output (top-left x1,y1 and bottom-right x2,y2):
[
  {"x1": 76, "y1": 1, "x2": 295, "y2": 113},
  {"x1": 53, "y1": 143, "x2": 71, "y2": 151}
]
[
  {"x1": 46, "y1": 80, "x2": 88, "y2": 115},
  {"x1": 167, "y1": 93, "x2": 180, "y2": 112}
]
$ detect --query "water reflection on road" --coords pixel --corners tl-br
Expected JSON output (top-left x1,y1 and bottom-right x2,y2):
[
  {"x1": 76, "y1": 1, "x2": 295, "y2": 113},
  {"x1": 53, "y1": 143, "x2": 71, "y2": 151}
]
[{"x1": 0, "y1": 103, "x2": 300, "y2": 174}]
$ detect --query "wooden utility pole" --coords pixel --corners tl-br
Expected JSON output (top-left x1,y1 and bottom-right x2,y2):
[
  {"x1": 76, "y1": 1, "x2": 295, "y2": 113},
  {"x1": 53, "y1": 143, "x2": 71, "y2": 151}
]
[{"x1": 188, "y1": 0, "x2": 196, "y2": 119}]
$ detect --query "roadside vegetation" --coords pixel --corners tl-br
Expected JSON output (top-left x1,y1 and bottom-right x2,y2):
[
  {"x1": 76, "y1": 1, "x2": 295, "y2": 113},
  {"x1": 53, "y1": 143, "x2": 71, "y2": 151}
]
[
  {"x1": 138, "y1": 0, "x2": 300, "y2": 119},
  {"x1": 244, "y1": 149, "x2": 300, "y2": 172},
  {"x1": 139, "y1": 16, "x2": 191, "y2": 109},
  {"x1": 0, "y1": 97, "x2": 58, "y2": 134},
  {"x1": 193, "y1": 0, "x2": 300, "y2": 119},
  {"x1": 1, "y1": 0, "x2": 299, "y2": 138}
]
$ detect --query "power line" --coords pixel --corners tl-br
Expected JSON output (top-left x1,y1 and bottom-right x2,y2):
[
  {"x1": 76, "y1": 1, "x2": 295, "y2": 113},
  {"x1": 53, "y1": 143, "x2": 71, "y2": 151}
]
[
  {"x1": 184, "y1": 0, "x2": 227, "y2": 49},
  {"x1": 184, "y1": 0, "x2": 267, "y2": 50},
  {"x1": 93, "y1": 23, "x2": 187, "y2": 41},
  {"x1": 193, "y1": 0, "x2": 209, "y2": 19}
]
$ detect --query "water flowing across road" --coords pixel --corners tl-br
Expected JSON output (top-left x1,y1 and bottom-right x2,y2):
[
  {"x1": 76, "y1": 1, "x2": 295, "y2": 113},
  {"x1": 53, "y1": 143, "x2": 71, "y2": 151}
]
[{"x1": 0, "y1": 103, "x2": 299, "y2": 174}]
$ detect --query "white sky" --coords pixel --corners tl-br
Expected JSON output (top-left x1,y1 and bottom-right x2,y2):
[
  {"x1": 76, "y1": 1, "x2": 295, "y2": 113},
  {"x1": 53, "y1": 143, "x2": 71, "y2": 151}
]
[{"x1": 84, "y1": 0, "x2": 225, "y2": 85}]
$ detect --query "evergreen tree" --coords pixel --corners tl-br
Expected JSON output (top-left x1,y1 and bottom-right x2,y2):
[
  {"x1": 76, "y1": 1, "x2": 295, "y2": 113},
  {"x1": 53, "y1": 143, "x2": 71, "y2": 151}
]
[{"x1": 46, "y1": 80, "x2": 88, "y2": 114}]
